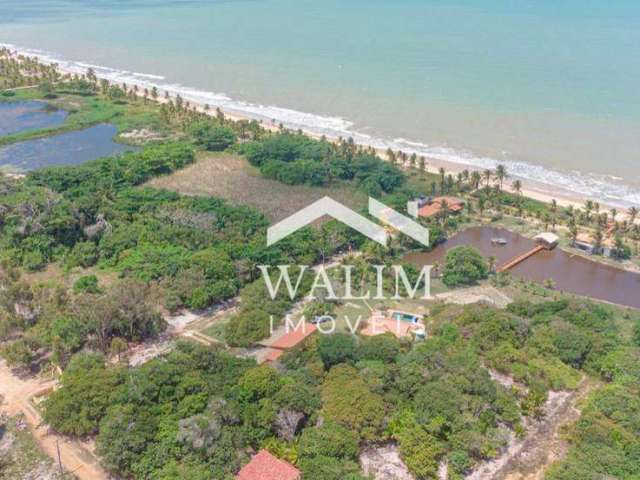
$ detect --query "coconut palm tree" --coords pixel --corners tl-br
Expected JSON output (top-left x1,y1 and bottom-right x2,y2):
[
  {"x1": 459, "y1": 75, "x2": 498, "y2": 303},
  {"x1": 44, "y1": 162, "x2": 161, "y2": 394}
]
[
  {"x1": 483, "y1": 169, "x2": 492, "y2": 189},
  {"x1": 409, "y1": 153, "x2": 417, "y2": 169},
  {"x1": 628, "y1": 206, "x2": 638, "y2": 224},
  {"x1": 593, "y1": 226, "x2": 604, "y2": 253},
  {"x1": 511, "y1": 179, "x2": 522, "y2": 195},
  {"x1": 569, "y1": 222, "x2": 578, "y2": 245},
  {"x1": 488, "y1": 255, "x2": 497, "y2": 273},
  {"x1": 478, "y1": 197, "x2": 486, "y2": 215},
  {"x1": 495, "y1": 164, "x2": 507, "y2": 190},
  {"x1": 471, "y1": 171, "x2": 481, "y2": 191},
  {"x1": 439, "y1": 199, "x2": 450, "y2": 225},
  {"x1": 386, "y1": 148, "x2": 396, "y2": 164},
  {"x1": 418, "y1": 156, "x2": 426, "y2": 172},
  {"x1": 438, "y1": 167, "x2": 446, "y2": 193},
  {"x1": 584, "y1": 200, "x2": 594, "y2": 221}
]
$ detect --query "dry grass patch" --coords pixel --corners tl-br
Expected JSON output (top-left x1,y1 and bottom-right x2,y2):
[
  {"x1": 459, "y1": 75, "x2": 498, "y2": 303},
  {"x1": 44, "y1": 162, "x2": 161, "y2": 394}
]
[{"x1": 146, "y1": 152, "x2": 367, "y2": 221}]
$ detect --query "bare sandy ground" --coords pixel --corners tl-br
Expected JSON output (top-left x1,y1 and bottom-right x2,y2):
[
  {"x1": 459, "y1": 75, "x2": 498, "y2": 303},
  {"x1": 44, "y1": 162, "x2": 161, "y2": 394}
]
[
  {"x1": 466, "y1": 377, "x2": 594, "y2": 480},
  {"x1": 0, "y1": 360, "x2": 109, "y2": 480}
]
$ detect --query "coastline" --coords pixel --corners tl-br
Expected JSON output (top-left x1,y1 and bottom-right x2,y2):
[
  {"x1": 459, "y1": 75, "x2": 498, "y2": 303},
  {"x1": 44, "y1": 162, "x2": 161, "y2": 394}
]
[{"x1": 2, "y1": 43, "x2": 636, "y2": 215}]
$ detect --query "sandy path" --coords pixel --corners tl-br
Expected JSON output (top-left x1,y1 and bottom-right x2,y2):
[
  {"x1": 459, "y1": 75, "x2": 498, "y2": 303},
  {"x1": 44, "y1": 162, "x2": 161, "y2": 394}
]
[
  {"x1": 0, "y1": 360, "x2": 110, "y2": 480},
  {"x1": 467, "y1": 377, "x2": 594, "y2": 480}
]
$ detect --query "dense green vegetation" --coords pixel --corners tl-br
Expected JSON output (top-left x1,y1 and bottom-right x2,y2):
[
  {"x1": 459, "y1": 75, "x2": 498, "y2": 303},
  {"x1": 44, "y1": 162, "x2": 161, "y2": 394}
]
[
  {"x1": 3, "y1": 53, "x2": 640, "y2": 480},
  {"x1": 237, "y1": 133, "x2": 405, "y2": 195},
  {"x1": 442, "y1": 245, "x2": 489, "y2": 287},
  {"x1": 37, "y1": 297, "x2": 639, "y2": 479}
]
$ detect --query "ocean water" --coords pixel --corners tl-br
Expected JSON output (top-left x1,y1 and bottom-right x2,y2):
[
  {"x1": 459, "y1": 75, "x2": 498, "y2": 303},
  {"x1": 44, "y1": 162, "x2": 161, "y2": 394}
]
[{"x1": 1, "y1": 0, "x2": 639, "y2": 206}]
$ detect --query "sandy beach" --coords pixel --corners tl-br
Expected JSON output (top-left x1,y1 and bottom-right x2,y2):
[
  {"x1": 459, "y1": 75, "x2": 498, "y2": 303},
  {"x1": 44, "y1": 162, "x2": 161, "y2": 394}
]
[{"x1": 6, "y1": 50, "x2": 631, "y2": 218}]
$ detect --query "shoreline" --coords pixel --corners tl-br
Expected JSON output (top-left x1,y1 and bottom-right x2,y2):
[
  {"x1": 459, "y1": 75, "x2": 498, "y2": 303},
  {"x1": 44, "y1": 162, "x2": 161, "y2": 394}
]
[{"x1": 2, "y1": 43, "x2": 636, "y2": 216}]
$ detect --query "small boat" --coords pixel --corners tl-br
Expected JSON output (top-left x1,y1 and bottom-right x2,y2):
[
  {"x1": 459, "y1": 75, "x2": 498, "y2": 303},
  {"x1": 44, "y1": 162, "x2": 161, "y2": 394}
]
[{"x1": 491, "y1": 237, "x2": 508, "y2": 245}]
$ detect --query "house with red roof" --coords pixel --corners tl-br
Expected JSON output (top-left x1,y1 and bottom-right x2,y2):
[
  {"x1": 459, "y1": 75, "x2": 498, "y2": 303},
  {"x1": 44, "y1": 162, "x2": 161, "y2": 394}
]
[
  {"x1": 262, "y1": 322, "x2": 317, "y2": 363},
  {"x1": 417, "y1": 196, "x2": 465, "y2": 218},
  {"x1": 236, "y1": 450, "x2": 301, "y2": 480}
]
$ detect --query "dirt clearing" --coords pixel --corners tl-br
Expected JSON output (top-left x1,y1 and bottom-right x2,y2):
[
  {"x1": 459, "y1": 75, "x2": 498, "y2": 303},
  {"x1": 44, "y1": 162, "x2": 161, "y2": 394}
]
[{"x1": 146, "y1": 152, "x2": 367, "y2": 221}]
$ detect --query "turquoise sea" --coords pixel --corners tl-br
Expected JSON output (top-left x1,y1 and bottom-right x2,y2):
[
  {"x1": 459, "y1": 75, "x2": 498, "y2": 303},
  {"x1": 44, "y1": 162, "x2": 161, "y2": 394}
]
[{"x1": 2, "y1": 0, "x2": 639, "y2": 207}]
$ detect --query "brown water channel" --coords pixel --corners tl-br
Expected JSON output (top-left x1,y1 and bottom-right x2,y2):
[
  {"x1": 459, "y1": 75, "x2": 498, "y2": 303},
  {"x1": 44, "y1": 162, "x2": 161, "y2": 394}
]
[{"x1": 404, "y1": 226, "x2": 640, "y2": 309}]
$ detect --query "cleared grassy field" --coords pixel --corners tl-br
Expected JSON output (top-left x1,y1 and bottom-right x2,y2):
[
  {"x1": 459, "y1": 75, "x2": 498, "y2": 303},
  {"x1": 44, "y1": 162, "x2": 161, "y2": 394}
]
[{"x1": 146, "y1": 152, "x2": 368, "y2": 221}]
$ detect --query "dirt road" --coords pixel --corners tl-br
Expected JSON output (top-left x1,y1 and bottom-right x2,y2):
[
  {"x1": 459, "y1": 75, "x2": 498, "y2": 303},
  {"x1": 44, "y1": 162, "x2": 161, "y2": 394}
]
[{"x1": 0, "y1": 360, "x2": 110, "y2": 480}]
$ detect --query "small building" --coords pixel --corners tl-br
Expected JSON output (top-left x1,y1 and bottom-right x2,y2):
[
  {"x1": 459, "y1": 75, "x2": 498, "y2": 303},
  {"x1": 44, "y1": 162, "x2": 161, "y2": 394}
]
[
  {"x1": 573, "y1": 233, "x2": 596, "y2": 254},
  {"x1": 572, "y1": 232, "x2": 613, "y2": 257},
  {"x1": 534, "y1": 232, "x2": 559, "y2": 249},
  {"x1": 262, "y1": 322, "x2": 317, "y2": 363},
  {"x1": 236, "y1": 450, "x2": 300, "y2": 480},
  {"x1": 416, "y1": 196, "x2": 465, "y2": 218}
]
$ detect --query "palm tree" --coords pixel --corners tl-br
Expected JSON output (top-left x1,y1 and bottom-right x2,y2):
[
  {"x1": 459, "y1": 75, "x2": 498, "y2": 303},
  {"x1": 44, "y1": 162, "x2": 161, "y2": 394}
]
[
  {"x1": 483, "y1": 169, "x2": 492, "y2": 189},
  {"x1": 495, "y1": 164, "x2": 507, "y2": 190},
  {"x1": 418, "y1": 156, "x2": 426, "y2": 172},
  {"x1": 478, "y1": 197, "x2": 486, "y2": 215},
  {"x1": 386, "y1": 148, "x2": 396, "y2": 164},
  {"x1": 628, "y1": 206, "x2": 638, "y2": 224},
  {"x1": 438, "y1": 167, "x2": 446, "y2": 193},
  {"x1": 511, "y1": 179, "x2": 522, "y2": 195},
  {"x1": 471, "y1": 171, "x2": 482, "y2": 190},
  {"x1": 439, "y1": 199, "x2": 450, "y2": 225},
  {"x1": 611, "y1": 208, "x2": 617, "y2": 222},
  {"x1": 488, "y1": 255, "x2": 497, "y2": 273},
  {"x1": 569, "y1": 222, "x2": 578, "y2": 245},
  {"x1": 584, "y1": 200, "x2": 594, "y2": 221},
  {"x1": 593, "y1": 226, "x2": 604, "y2": 253}
]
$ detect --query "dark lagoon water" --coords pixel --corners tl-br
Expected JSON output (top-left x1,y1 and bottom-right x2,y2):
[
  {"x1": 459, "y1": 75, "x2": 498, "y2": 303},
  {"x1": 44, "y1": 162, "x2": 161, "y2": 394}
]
[
  {"x1": 0, "y1": 123, "x2": 135, "y2": 171},
  {"x1": 405, "y1": 226, "x2": 640, "y2": 310},
  {"x1": 0, "y1": 101, "x2": 68, "y2": 136}
]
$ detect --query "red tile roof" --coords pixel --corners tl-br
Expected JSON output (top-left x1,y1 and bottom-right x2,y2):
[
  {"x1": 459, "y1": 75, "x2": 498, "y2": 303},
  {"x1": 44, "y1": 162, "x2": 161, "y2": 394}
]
[
  {"x1": 270, "y1": 322, "x2": 317, "y2": 350},
  {"x1": 418, "y1": 196, "x2": 465, "y2": 218},
  {"x1": 236, "y1": 450, "x2": 300, "y2": 480},
  {"x1": 264, "y1": 348, "x2": 285, "y2": 362}
]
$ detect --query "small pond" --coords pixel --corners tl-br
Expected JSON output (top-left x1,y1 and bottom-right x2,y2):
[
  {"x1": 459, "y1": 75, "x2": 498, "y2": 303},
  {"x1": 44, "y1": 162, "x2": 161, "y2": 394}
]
[
  {"x1": 405, "y1": 226, "x2": 640, "y2": 310},
  {"x1": 0, "y1": 101, "x2": 68, "y2": 136},
  {"x1": 0, "y1": 124, "x2": 137, "y2": 171}
]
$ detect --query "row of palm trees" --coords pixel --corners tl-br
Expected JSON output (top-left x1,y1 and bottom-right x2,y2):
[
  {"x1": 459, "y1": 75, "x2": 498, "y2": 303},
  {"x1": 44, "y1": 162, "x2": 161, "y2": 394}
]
[{"x1": 0, "y1": 49, "x2": 61, "y2": 89}]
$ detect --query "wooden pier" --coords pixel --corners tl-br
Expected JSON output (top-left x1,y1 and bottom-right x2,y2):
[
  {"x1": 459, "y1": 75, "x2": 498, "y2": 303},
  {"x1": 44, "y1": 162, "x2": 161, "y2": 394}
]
[{"x1": 497, "y1": 245, "x2": 545, "y2": 273}]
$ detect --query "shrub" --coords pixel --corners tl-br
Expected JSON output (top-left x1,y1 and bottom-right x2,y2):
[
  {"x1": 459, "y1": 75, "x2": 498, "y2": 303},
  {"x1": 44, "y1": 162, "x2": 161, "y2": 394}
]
[
  {"x1": 318, "y1": 333, "x2": 358, "y2": 369},
  {"x1": 188, "y1": 121, "x2": 237, "y2": 151},
  {"x1": 73, "y1": 274, "x2": 100, "y2": 294},
  {"x1": 442, "y1": 246, "x2": 488, "y2": 287},
  {"x1": 358, "y1": 333, "x2": 400, "y2": 363},
  {"x1": 66, "y1": 241, "x2": 99, "y2": 268}
]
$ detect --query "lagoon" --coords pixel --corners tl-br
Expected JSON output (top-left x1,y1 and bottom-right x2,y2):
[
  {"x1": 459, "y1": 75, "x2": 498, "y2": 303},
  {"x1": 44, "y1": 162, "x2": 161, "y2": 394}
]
[
  {"x1": 405, "y1": 226, "x2": 640, "y2": 309},
  {"x1": 0, "y1": 100, "x2": 68, "y2": 136},
  {"x1": 0, "y1": 123, "x2": 135, "y2": 171}
]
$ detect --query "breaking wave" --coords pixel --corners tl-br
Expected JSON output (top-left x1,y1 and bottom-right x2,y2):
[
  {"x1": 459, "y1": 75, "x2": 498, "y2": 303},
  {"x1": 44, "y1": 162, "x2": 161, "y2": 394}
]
[{"x1": 3, "y1": 42, "x2": 639, "y2": 208}]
